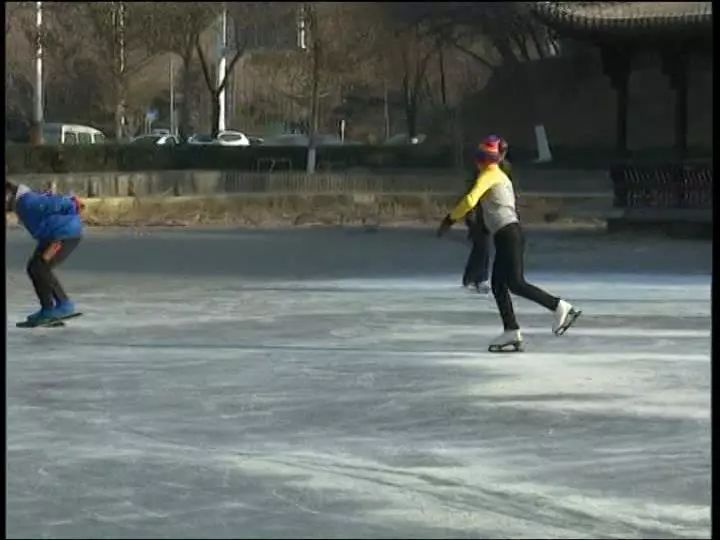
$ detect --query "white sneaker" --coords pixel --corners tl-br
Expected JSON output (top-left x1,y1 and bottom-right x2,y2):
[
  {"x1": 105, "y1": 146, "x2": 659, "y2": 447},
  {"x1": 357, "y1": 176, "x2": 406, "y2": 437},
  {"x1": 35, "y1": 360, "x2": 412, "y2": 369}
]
[
  {"x1": 488, "y1": 329, "x2": 524, "y2": 353},
  {"x1": 553, "y1": 300, "x2": 581, "y2": 336}
]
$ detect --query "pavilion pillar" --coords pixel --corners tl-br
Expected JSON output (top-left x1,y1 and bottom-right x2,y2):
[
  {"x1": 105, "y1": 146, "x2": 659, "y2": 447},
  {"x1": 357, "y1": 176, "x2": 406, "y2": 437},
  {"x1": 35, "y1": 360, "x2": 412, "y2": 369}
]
[
  {"x1": 601, "y1": 46, "x2": 632, "y2": 158},
  {"x1": 661, "y1": 48, "x2": 689, "y2": 160}
]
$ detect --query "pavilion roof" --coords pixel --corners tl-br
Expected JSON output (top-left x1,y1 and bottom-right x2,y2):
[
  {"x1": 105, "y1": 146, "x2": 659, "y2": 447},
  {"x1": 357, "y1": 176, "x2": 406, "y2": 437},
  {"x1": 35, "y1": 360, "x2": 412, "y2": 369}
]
[{"x1": 532, "y1": 2, "x2": 712, "y2": 40}]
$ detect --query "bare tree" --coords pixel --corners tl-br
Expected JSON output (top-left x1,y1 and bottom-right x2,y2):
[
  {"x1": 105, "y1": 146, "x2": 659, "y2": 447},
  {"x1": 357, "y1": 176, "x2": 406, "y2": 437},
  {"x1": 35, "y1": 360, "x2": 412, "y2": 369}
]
[
  {"x1": 408, "y1": 2, "x2": 557, "y2": 71},
  {"x1": 82, "y1": 2, "x2": 151, "y2": 140},
  {"x1": 374, "y1": 4, "x2": 437, "y2": 140},
  {"x1": 6, "y1": 1, "x2": 31, "y2": 35},
  {"x1": 195, "y1": 2, "x2": 283, "y2": 137},
  {"x1": 134, "y1": 2, "x2": 216, "y2": 139},
  {"x1": 5, "y1": 5, "x2": 34, "y2": 140},
  {"x1": 267, "y1": 4, "x2": 382, "y2": 135},
  {"x1": 297, "y1": 3, "x2": 383, "y2": 170}
]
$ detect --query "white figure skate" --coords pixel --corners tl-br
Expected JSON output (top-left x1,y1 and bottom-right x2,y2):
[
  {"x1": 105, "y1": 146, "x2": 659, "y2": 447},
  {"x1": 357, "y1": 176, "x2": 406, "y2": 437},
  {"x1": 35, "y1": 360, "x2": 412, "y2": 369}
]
[
  {"x1": 553, "y1": 300, "x2": 582, "y2": 336},
  {"x1": 488, "y1": 329, "x2": 524, "y2": 353},
  {"x1": 475, "y1": 280, "x2": 490, "y2": 295}
]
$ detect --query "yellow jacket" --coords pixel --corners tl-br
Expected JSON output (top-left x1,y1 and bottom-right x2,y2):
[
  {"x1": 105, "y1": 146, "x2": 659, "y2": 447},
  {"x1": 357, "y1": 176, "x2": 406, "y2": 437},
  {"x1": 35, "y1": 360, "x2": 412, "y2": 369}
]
[{"x1": 450, "y1": 163, "x2": 507, "y2": 222}]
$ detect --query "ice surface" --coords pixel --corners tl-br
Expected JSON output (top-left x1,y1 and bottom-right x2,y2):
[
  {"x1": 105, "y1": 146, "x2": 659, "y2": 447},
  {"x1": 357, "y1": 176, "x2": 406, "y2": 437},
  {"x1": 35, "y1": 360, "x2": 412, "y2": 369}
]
[{"x1": 5, "y1": 227, "x2": 712, "y2": 539}]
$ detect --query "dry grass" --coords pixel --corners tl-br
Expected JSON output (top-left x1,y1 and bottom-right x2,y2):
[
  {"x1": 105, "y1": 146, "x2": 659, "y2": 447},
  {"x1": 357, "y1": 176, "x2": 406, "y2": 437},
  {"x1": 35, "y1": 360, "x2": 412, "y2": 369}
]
[
  {"x1": 76, "y1": 193, "x2": 456, "y2": 227},
  {"x1": 6, "y1": 193, "x2": 607, "y2": 229}
]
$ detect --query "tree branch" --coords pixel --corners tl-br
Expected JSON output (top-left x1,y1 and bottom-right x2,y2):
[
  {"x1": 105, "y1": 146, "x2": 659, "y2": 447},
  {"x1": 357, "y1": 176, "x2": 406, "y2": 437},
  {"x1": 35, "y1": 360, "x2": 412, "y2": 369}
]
[
  {"x1": 451, "y1": 39, "x2": 497, "y2": 71},
  {"x1": 195, "y1": 37, "x2": 216, "y2": 94},
  {"x1": 415, "y1": 48, "x2": 435, "y2": 86}
]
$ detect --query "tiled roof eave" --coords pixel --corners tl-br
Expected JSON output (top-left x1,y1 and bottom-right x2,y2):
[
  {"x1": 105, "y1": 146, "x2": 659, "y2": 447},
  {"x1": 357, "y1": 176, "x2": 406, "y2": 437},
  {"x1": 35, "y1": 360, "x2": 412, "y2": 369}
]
[{"x1": 532, "y1": 3, "x2": 713, "y2": 39}]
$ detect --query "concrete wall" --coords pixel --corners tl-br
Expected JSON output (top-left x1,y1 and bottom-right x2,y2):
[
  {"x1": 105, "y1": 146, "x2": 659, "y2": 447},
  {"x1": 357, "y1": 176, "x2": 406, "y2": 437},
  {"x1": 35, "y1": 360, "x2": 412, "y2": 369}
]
[
  {"x1": 7, "y1": 168, "x2": 611, "y2": 199},
  {"x1": 6, "y1": 168, "x2": 613, "y2": 228}
]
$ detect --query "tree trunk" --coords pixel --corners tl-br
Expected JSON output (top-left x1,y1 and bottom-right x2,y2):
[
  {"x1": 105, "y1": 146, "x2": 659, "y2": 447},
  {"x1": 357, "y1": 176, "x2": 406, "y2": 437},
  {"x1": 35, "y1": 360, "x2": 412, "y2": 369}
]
[
  {"x1": 402, "y1": 71, "x2": 418, "y2": 140},
  {"x1": 210, "y1": 91, "x2": 221, "y2": 137},
  {"x1": 309, "y1": 59, "x2": 320, "y2": 144},
  {"x1": 308, "y1": 4, "x2": 320, "y2": 147},
  {"x1": 179, "y1": 55, "x2": 192, "y2": 140},
  {"x1": 305, "y1": 3, "x2": 319, "y2": 174},
  {"x1": 438, "y1": 42, "x2": 447, "y2": 108},
  {"x1": 383, "y1": 79, "x2": 390, "y2": 140},
  {"x1": 115, "y1": 95, "x2": 124, "y2": 141},
  {"x1": 114, "y1": 2, "x2": 126, "y2": 141},
  {"x1": 450, "y1": 107, "x2": 463, "y2": 171},
  {"x1": 405, "y1": 93, "x2": 418, "y2": 139}
]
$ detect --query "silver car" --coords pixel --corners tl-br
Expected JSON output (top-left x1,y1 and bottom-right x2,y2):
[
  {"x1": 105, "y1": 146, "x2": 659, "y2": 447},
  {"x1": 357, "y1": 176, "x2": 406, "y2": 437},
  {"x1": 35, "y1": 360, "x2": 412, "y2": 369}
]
[{"x1": 130, "y1": 134, "x2": 180, "y2": 146}]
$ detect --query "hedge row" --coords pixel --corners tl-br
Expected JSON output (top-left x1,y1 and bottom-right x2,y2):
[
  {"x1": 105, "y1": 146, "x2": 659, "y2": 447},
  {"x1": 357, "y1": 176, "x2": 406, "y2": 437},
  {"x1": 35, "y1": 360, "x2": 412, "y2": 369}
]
[
  {"x1": 6, "y1": 144, "x2": 456, "y2": 174},
  {"x1": 7, "y1": 143, "x2": 711, "y2": 175}
]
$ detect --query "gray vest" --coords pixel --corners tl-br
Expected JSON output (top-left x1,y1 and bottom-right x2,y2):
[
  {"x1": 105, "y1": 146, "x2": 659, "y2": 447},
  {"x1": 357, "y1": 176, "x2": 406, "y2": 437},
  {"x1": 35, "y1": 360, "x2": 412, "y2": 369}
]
[{"x1": 480, "y1": 174, "x2": 519, "y2": 234}]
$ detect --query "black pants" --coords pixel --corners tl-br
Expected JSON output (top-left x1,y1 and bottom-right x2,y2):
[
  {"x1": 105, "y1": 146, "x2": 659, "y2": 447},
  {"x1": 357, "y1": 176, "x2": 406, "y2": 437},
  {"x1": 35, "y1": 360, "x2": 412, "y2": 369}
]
[
  {"x1": 463, "y1": 214, "x2": 490, "y2": 285},
  {"x1": 27, "y1": 238, "x2": 81, "y2": 309},
  {"x1": 491, "y1": 223, "x2": 559, "y2": 330}
]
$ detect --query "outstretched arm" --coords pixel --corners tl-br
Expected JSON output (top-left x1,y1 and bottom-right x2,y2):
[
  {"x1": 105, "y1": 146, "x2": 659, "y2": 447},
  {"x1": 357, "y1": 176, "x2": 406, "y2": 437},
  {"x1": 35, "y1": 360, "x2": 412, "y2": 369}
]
[
  {"x1": 449, "y1": 173, "x2": 499, "y2": 222},
  {"x1": 437, "y1": 172, "x2": 500, "y2": 237}
]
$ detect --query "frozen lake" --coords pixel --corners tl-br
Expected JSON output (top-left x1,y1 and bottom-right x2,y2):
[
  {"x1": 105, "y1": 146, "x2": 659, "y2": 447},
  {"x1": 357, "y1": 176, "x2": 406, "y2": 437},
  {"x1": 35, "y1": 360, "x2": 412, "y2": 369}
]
[{"x1": 5, "y1": 227, "x2": 712, "y2": 539}]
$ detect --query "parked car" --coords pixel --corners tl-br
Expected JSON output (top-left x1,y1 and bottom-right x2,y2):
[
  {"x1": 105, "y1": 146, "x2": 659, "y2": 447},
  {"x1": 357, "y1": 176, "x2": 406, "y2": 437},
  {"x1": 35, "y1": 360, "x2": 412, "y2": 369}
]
[
  {"x1": 263, "y1": 133, "x2": 359, "y2": 146},
  {"x1": 216, "y1": 130, "x2": 250, "y2": 147},
  {"x1": 187, "y1": 134, "x2": 217, "y2": 146},
  {"x1": 262, "y1": 133, "x2": 308, "y2": 146},
  {"x1": 130, "y1": 134, "x2": 180, "y2": 146},
  {"x1": 384, "y1": 133, "x2": 427, "y2": 145},
  {"x1": 42, "y1": 123, "x2": 106, "y2": 145}
]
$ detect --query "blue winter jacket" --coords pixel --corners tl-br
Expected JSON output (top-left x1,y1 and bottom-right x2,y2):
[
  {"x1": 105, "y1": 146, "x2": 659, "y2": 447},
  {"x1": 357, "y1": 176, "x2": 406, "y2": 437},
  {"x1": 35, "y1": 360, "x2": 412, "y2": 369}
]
[{"x1": 15, "y1": 187, "x2": 83, "y2": 241}]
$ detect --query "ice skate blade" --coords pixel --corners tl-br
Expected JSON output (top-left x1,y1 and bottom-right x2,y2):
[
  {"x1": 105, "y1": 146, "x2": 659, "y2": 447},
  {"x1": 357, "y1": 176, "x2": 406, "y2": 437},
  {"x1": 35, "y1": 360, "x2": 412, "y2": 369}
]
[
  {"x1": 554, "y1": 309, "x2": 581, "y2": 336},
  {"x1": 16, "y1": 312, "x2": 83, "y2": 329},
  {"x1": 17, "y1": 319, "x2": 65, "y2": 328},
  {"x1": 488, "y1": 342, "x2": 524, "y2": 353}
]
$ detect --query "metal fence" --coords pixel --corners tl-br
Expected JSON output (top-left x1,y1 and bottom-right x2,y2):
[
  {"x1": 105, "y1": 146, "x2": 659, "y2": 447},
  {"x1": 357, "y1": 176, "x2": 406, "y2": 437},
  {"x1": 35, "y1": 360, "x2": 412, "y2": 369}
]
[{"x1": 610, "y1": 162, "x2": 712, "y2": 210}]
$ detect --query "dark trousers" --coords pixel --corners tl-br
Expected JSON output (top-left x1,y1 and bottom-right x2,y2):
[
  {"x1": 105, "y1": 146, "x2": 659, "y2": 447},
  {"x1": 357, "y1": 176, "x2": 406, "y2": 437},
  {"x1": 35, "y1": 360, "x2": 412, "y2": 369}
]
[
  {"x1": 491, "y1": 223, "x2": 559, "y2": 330},
  {"x1": 463, "y1": 215, "x2": 490, "y2": 285},
  {"x1": 27, "y1": 238, "x2": 81, "y2": 309}
]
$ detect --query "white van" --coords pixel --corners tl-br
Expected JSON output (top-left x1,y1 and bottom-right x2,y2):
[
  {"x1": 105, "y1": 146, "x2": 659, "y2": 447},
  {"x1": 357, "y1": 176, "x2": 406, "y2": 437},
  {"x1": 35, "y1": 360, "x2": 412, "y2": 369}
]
[{"x1": 42, "y1": 123, "x2": 106, "y2": 145}]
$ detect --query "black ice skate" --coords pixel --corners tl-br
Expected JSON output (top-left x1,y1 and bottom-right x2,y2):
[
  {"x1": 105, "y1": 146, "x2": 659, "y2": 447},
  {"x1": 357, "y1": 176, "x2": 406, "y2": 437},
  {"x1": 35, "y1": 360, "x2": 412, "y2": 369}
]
[
  {"x1": 488, "y1": 329, "x2": 524, "y2": 353},
  {"x1": 553, "y1": 300, "x2": 581, "y2": 336}
]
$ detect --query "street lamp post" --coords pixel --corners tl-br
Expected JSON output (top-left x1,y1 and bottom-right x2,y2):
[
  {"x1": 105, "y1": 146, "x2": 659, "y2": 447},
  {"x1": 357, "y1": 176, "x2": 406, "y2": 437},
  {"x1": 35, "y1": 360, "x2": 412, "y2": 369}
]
[
  {"x1": 169, "y1": 57, "x2": 175, "y2": 136},
  {"x1": 218, "y1": 6, "x2": 228, "y2": 132},
  {"x1": 32, "y1": 1, "x2": 44, "y2": 145}
]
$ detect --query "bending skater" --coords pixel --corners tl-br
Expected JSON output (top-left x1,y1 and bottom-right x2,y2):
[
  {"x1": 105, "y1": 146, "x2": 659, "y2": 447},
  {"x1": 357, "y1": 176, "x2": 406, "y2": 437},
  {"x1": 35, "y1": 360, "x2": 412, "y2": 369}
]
[
  {"x1": 6, "y1": 180, "x2": 83, "y2": 326},
  {"x1": 437, "y1": 136, "x2": 581, "y2": 352},
  {"x1": 461, "y1": 137, "x2": 512, "y2": 293}
]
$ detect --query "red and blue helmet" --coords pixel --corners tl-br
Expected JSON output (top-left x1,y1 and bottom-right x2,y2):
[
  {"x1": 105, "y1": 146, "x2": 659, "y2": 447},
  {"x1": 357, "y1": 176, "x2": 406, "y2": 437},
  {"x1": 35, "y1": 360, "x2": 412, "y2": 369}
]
[{"x1": 474, "y1": 135, "x2": 508, "y2": 163}]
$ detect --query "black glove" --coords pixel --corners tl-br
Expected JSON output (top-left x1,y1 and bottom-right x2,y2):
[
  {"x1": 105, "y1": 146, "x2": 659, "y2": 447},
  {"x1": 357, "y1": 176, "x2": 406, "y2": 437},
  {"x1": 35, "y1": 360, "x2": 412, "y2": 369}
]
[{"x1": 436, "y1": 215, "x2": 455, "y2": 237}]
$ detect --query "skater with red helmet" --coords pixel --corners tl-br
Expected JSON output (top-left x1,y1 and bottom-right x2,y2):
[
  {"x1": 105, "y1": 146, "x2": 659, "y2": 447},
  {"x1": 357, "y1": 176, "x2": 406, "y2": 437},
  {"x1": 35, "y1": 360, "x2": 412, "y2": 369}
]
[{"x1": 438, "y1": 135, "x2": 581, "y2": 352}]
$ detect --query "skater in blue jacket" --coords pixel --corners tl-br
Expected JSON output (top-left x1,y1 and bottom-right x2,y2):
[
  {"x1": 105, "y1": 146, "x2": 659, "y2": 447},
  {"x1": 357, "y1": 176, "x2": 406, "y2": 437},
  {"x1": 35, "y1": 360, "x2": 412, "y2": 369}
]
[{"x1": 6, "y1": 180, "x2": 83, "y2": 325}]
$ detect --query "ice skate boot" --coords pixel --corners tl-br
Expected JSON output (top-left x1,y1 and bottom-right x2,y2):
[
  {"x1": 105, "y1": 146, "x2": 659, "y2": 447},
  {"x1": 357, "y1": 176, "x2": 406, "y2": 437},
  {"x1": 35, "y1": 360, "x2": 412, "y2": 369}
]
[
  {"x1": 474, "y1": 280, "x2": 490, "y2": 295},
  {"x1": 488, "y1": 329, "x2": 524, "y2": 353},
  {"x1": 553, "y1": 300, "x2": 581, "y2": 336},
  {"x1": 22, "y1": 307, "x2": 56, "y2": 327},
  {"x1": 50, "y1": 299, "x2": 77, "y2": 320}
]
